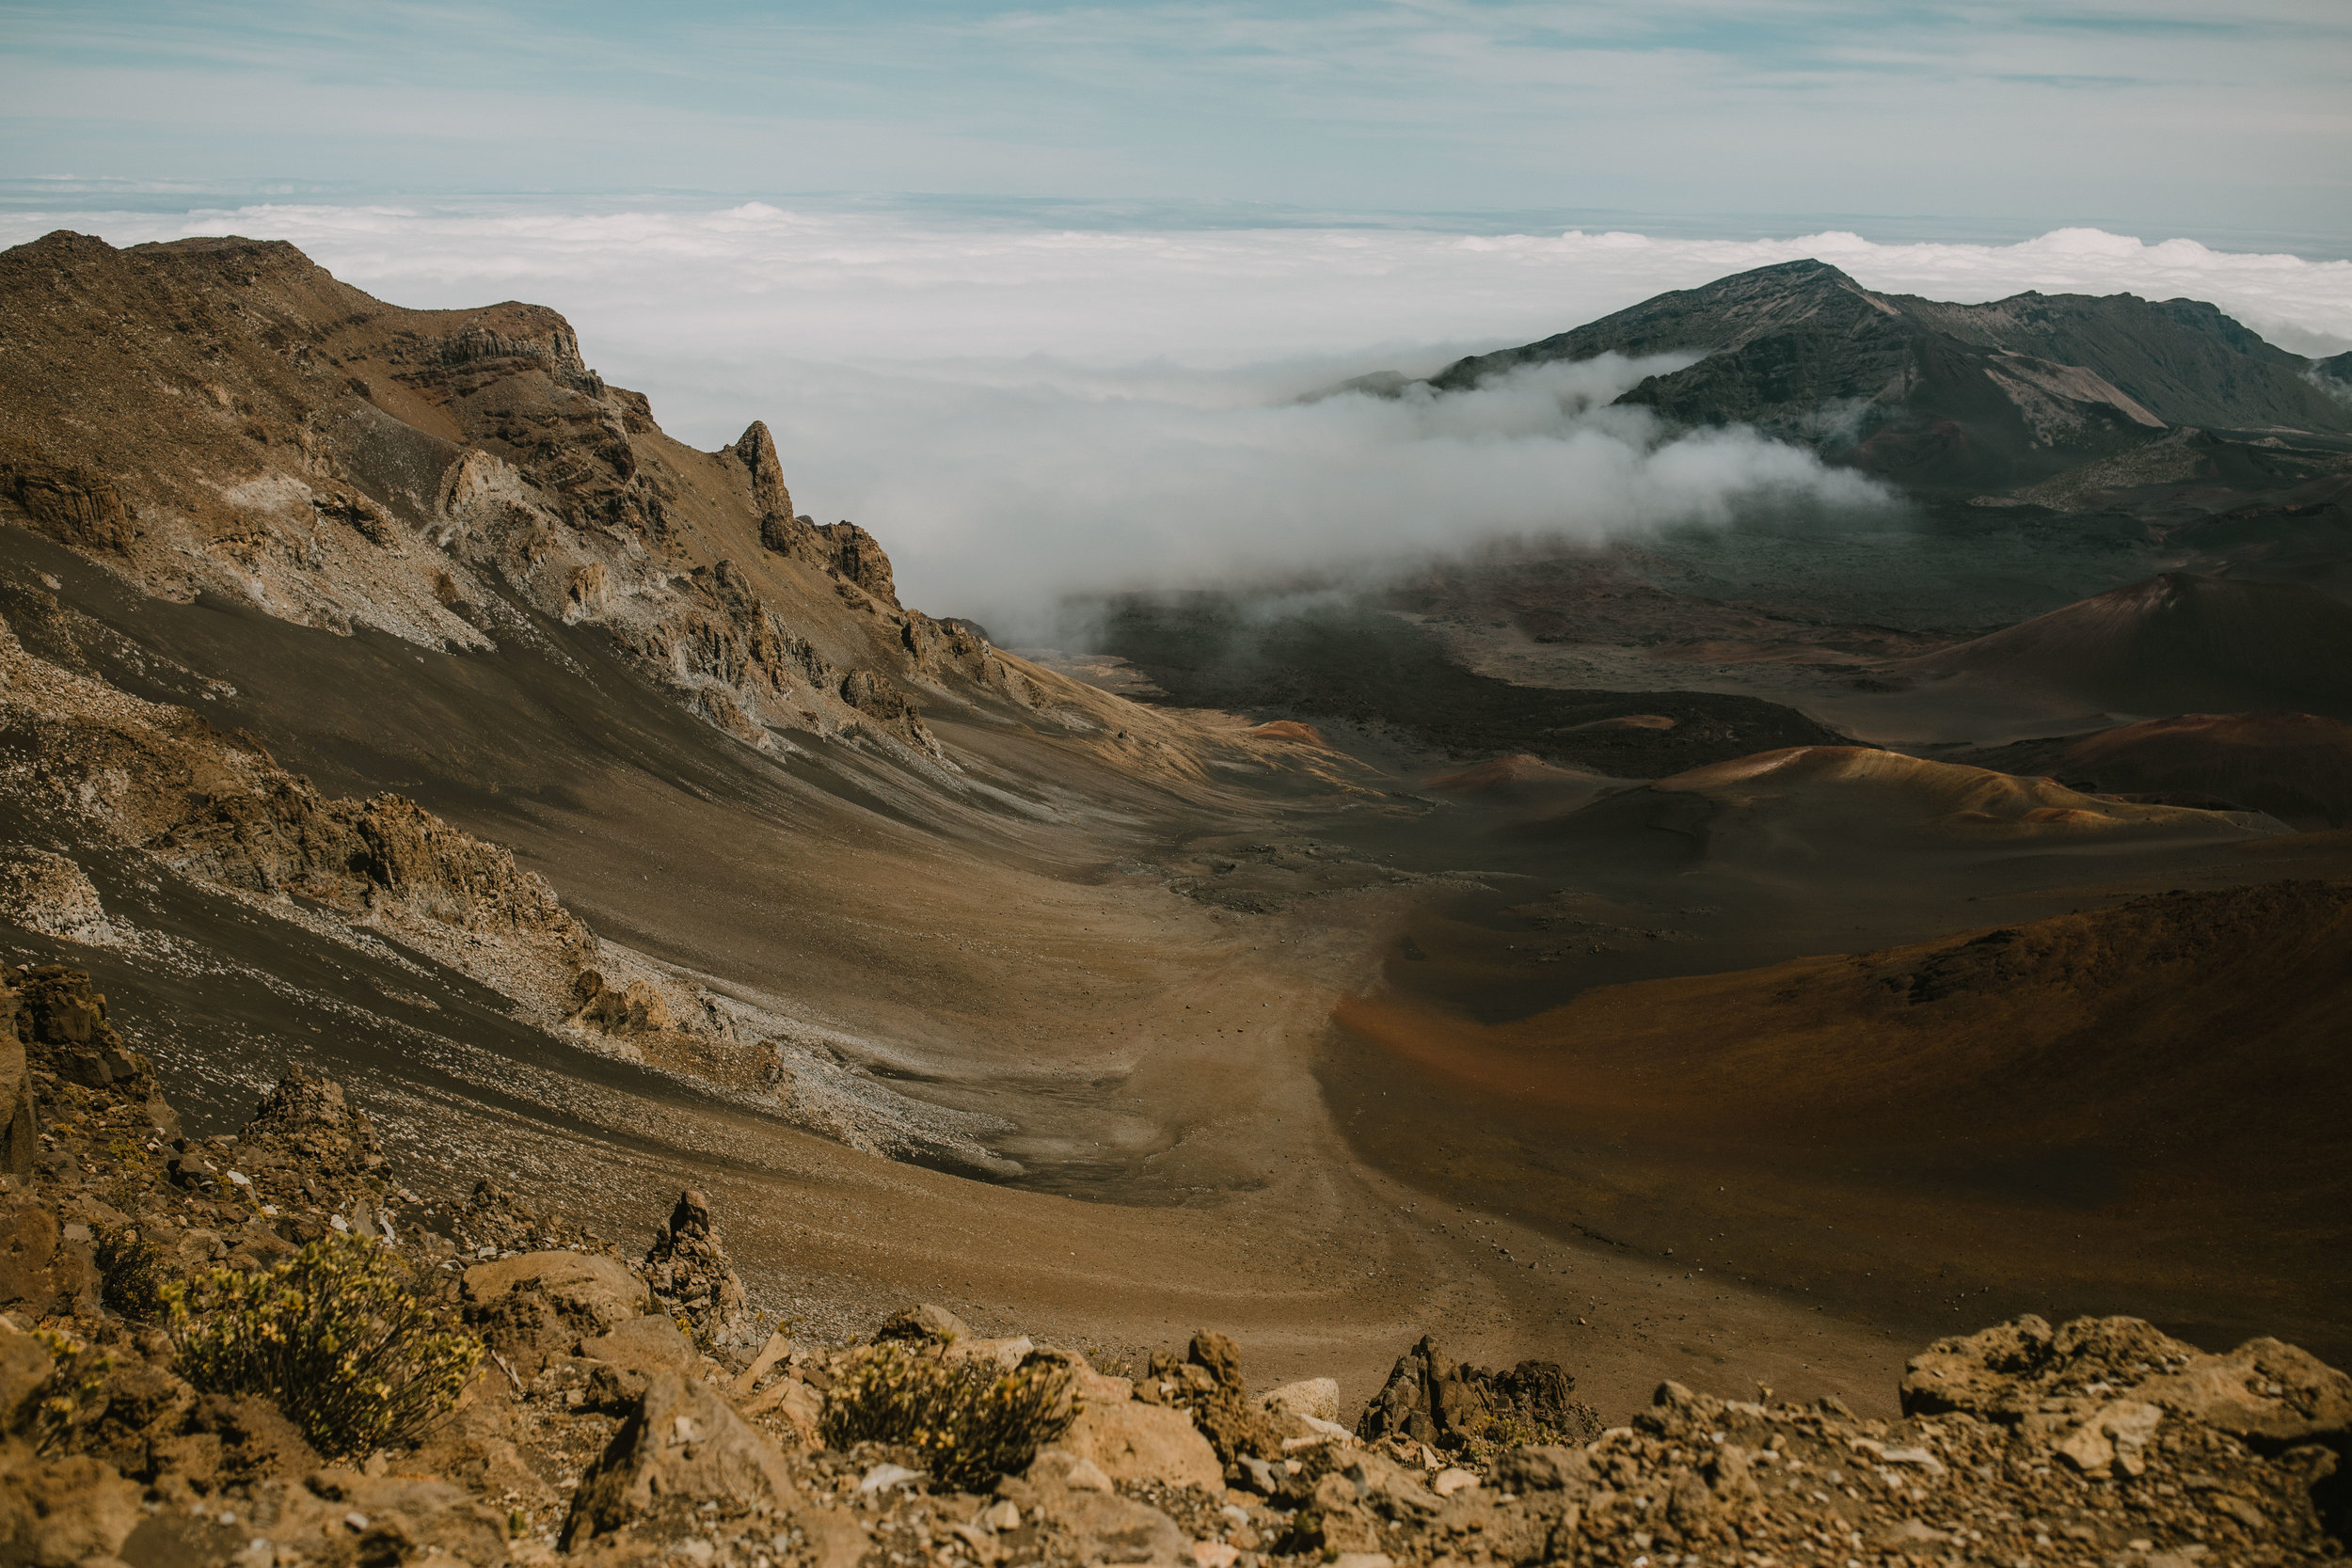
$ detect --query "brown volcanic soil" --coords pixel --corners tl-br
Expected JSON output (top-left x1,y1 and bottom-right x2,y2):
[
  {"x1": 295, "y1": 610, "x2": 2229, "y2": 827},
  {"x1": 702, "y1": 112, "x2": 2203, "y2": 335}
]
[
  {"x1": 1904, "y1": 572, "x2": 2352, "y2": 720},
  {"x1": 1953, "y1": 711, "x2": 2352, "y2": 829},
  {"x1": 1327, "y1": 879, "x2": 2352, "y2": 1371},
  {"x1": 6, "y1": 229, "x2": 2350, "y2": 1437}
]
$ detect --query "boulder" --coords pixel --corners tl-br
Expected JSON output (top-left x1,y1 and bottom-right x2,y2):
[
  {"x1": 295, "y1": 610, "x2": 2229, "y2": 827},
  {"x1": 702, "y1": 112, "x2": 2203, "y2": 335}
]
[
  {"x1": 2137, "y1": 1337, "x2": 2352, "y2": 1449},
  {"x1": 0, "y1": 1323, "x2": 53, "y2": 1432},
  {"x1": 1029, "y1": 1488, "x2": 1188, "y2": 1565},
  {"x1": 0, "y1": 1445, "x2": 144, "y2": 1567},
  {"x1": 564, "y1": 1371, "x2": 796, "y2": 1544},
  {"x1": 1494, "y1": 1445, "x2": 1596, "y2": 1496},
  {"x1": 0, "y1": 988, "x2": 29, "y2": 1177},
  {"x1": 742, "y1": 1374, "x2": 824, "y2": 1444},
  {"x1": 1901, "y1": 1315, "x2": 2352, "y2": 1449},
  {"x1": 1355, "y1": 1336, "x2": 1597, "y2": 1450},
  {"x1": 463, "y1": 1249, "x2": 648, "y2": 1331},
  {"x1": 0, "y1": 1195, "x2": 94, "y2": 1318},
  {"x1": 246, "y1": 1065, "x2": 380, "y2": 1153},
  {"x1": 1135, "y1": 1331, "x2": 1289, "y2": 1465},
  {"x1": 266, "y1": 1470, "x2": 514, "y2": 1568},
  {"x1": 580, "y1": 1314, "x2": 698, "y2": 1380},
  {"x1": 1058, "y1": 1399, "x2": 1223, "y2": 1491},
  {"x1": 641, "y1": 1189, "x2": 757, "y2": 1351},
  {"x1": 1022, "y1": 1345, "x2": 1133, "y2": 1405},
  {"x1": 877, "y1": 1303, "x2": 972, "y2": 1345},
  {"x1": 183, "y1": 1392, "x2": 323, "y2": 1486},
  {"x1": 1263, "y1": 1378, "x2": 1342, "y2": 1424}
]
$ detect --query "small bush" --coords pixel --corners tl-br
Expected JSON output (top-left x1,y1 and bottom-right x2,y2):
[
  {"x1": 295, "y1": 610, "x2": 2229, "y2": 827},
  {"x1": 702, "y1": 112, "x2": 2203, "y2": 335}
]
[
  {"x1": 819, "y1": 1342, "x2": 1075, "y2": 1490},
  {"x1": 27, "y1": 1327, "x2": 113, "y2": 1454},
  {"x1": 165, "y1": 1228, "x2": 482, "y2": 1460},
  {"x1": 95, "y1": 1227, "x2": 174, "y2": 1323}
]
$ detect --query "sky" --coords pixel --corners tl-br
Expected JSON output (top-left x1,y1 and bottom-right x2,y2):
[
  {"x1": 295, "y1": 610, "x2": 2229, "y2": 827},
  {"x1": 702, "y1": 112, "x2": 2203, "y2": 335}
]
[
  {"x1": 5, "y1": 1, "x2": 2349, "y2": 248},
  {"x1": 6, "y1": 4, "x2": 2350, "y2": 633}
]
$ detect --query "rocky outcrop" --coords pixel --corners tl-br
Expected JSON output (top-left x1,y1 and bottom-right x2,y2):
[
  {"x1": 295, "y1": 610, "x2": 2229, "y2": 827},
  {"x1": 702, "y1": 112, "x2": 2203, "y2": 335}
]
[
  {"x1": 1355, "y1": 1334, "x2": 1600, "y2": 1453},
  {"x1": 564, "y1": 1372, "x2": 796, "y2": 1546},
  {"x1": 641, "y1": 1189, "x2": 757, "y2": 1352},
  {"x1": 0, "y1": 614, "x2": 596, "y2": 1021},
  {"x1": 0, "y1": 848, "x2": 118, "y2": 948},
  {"x1": 0, "y1": 230, "x2": 1100, "y2": 791},
  {"x1": 815, "y1": 519, "x2": 898, "y2": 608},
  {"x1": 4, "y1": 1037, "x2": 2348, "y2": 1568},
  {"x1": 727, "y1": 420, "x2": 793, "y2": 520},
  {"x1": 2, "y1": 459, "x2": 134, "y2": 555},
  {"x1": 1132, "y1": 1330, "x2": 1294, "y2": 1467},
  {"x1": 1905, "y1": 1314, "x2": 2352, "y2": 1467}
]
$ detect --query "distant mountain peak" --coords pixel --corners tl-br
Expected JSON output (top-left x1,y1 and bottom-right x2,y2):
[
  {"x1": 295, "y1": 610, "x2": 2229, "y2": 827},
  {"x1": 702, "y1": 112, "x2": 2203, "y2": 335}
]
[{"x1": 1411, "y1": 258, "x2": 2352, "y2": 495}]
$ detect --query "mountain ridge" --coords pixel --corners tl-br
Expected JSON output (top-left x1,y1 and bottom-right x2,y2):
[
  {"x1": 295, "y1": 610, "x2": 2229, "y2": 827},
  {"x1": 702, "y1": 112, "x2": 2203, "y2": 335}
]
[{"x1": 1403, "y1": 259, "x2": 2352, "y2": 494}]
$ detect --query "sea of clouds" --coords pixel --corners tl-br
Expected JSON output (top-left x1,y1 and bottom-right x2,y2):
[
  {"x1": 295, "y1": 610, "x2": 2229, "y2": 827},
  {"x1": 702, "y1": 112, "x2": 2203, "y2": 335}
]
[{"x1": 11, "y1": 201, "x2": 2351, "y2": 637}]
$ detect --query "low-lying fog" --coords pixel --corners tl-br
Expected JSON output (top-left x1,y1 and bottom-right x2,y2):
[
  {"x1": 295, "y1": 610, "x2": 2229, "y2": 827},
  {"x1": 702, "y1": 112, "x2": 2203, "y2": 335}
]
[{"x1": 12, "y1": 200, "x2": 2352, "y2": 639}]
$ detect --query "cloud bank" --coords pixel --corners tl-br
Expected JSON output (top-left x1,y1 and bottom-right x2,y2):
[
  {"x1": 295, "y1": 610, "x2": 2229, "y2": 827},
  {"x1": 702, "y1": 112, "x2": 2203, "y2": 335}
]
[{"x1": 8, "y1": 201, "x2": 2350, "y2": 635}]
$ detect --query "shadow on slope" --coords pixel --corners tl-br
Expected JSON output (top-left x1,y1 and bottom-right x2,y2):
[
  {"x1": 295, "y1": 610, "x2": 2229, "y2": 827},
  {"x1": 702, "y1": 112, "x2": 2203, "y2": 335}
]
[
  {"x1": 1952, "y1": 712, "x2": 2352, "y2": 830},
  {"x1": 1902, "y1": 573, "x2": 2352, "y2": 721},
  {"x1": 1327, "y1": 879, "x2": 2352, "y2": 1368}
]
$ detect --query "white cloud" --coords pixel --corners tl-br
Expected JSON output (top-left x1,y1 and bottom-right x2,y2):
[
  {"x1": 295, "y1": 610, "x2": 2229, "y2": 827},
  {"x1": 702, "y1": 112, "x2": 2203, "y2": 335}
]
[{"x1": 8, "y1": 201, "x2": 2349, "y2": 633}]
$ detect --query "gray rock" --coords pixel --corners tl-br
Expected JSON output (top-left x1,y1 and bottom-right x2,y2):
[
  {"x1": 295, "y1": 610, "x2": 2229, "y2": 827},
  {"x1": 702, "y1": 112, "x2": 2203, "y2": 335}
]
[{"x1": 562, "y1": 1372, "x2": 795, "y2": 1544}]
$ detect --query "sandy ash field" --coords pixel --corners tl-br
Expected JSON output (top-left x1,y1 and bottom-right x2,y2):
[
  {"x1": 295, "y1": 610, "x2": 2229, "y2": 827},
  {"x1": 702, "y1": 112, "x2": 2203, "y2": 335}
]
[{"x1": 4, "y1": 229, "x2": 2350, "y2": 1432}]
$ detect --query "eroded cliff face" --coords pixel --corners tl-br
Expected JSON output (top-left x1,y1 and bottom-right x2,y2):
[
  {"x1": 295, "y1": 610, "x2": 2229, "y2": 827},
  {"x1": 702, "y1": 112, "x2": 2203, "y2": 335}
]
[
  {"x1": 0, "y1": 230, "x2": 1085, "y2": 765},
  {"x1": 0, "y1": 229, "x2": 1232, "y2": 1178}
]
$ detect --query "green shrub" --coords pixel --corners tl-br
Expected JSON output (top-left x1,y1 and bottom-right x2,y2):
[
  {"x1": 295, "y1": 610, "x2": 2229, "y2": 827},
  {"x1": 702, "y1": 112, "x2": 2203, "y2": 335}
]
[
  {"x1": 819, "y1": 1342, "x2": 1076, "y2": 1490},
  {"x1": 165, "y1": 1229, "x2": 482, "y2": 1460},
  {"x1": 95, "y1": 1227, "x2": 174, "y2": 1323}
]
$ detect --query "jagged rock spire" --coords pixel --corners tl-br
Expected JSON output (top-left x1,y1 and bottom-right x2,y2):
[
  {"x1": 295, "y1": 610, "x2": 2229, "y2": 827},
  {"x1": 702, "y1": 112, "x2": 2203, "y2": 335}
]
[{"x1": 731, "y1": 420, "x2": 793, "y2": 518}]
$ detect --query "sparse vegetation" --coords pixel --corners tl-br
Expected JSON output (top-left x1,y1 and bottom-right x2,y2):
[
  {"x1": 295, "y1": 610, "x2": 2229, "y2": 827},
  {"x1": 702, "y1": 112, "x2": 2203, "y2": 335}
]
[
  {"x1": 26, "y1": 1326, "x2": 113, "y2": 1454},
  {"x1": 165, "y1": 1228, "x2": 483, "y2": 1460},
  {"x1": 818, "y1": 1341, "x2": 1076, "y2": 1490},
  {"x1": 94, "y1": 1226, "x2": 173, "y2": 1323}
]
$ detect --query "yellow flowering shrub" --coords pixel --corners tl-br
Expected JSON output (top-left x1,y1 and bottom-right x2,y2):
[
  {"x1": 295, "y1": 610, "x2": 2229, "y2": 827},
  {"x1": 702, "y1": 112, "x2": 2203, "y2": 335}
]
[
  {"x1": 27, "y1": 1327, "x2": 113, "y2": 1454},
  {"x1": 166, "y1": 1229, "x2": 482, "y2": 1459},
  {"x1": 819, "y1": 1341, "x2": 1075, "y2": 1489}
]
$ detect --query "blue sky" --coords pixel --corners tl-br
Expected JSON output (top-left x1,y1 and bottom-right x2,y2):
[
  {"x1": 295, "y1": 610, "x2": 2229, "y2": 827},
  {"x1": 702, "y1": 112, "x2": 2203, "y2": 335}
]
[{"x1": 5, "y1": 0, "x2": 2348, "y2": 247}]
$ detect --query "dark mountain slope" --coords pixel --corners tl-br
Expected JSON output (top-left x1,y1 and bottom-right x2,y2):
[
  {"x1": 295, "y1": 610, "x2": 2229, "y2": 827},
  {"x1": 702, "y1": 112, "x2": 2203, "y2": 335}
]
[{"x1": 1418, "y1": 261, "x2": 2352, "y2": 494}]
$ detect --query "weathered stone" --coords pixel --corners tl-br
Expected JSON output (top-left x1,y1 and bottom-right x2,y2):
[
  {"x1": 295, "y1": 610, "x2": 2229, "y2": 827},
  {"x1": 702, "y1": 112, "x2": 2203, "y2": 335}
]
[
  {"x1": 1059, "y1": 1399, "x2": 1223, "y2": 1491},
  {"x1": 1492, "y1": 1444, "x2": 1595, "y2": 1495},
  {"x1": 729, "y1": 420, "x2": 793, "y2": 519},
  {"x1": 463, "y1": 1249, "x2": 648, "y2": 1333},
  {"x1": 580, "y1": 1314, "x2": 697, "y2": 1380},
  {"x1": 876, "y1": 1303, "x2": 972, "y2": 1345},
  {"x1": 0, "y1": 985, "x2": 29, "y2": 1178},
  {"x1": 1902, "y1": 1314, "x2": 2352, "y2": 1453},
  {"x1": 1355, "y1": 1336, "x2": 1598, "y2": 1450},
  {"x1": 564, "y1": 1371, "x2": 795, "y2": 1544},
  {"x1": 0, "y1": 1321, "x2": 54, "y2": 1432},
  {"x1": 1018, "y1": 1477, "x2": 1189, "y2": 1565},
  {"x1": 1263, "y1": 1377, "x2": 1341, "y2": 1424},
  {"x1": 742, "y1": 1373, "x2": 823, "y2": 1444},
  {"x1": 0, "y1": 1445, "x2": 144, "y2": 1566},
  {"x1": 641, "y1": 1190, "x2": 756, "y2": 1351},
  {"x1": 183, "y1": 1392, "x2": 323, "y2": 1485},
  {"x1": 2137, "y1": 1337, "x2": 2352, "y2": 1449},
  {"x1": 2056, "y1": 1401, "x2": 2166, "y2": 1477},
  {"x1": 0, "y1": 1195, "x2": 93, "y2": 1317}
]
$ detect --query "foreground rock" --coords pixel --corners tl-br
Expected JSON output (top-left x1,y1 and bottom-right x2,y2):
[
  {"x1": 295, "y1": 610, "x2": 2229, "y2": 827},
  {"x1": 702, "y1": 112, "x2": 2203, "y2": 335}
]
[
  {"x1": 1, "y1": 1005, "x2": 2344, "y2": 1568},
  {"x1": 1355, "y1": 1334, "x2": 1602, "y2": 1455}
]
